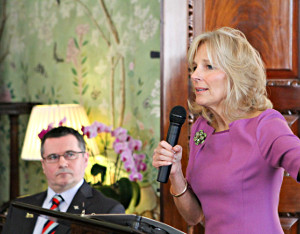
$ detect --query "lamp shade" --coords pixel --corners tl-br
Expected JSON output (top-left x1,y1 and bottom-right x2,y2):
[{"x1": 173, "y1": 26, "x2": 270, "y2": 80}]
[{"x1": 21, "y1": 104, "x2": 99, "y2": 160}]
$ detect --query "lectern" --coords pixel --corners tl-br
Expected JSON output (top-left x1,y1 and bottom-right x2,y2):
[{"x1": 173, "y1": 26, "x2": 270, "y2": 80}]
[{"x1": 5, "y1": 201, "x2": 186, "y2": 234}]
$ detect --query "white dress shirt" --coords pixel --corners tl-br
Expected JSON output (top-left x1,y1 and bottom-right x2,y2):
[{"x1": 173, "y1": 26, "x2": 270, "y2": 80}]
[{"x1": 32, "y1": 179, "x2": 84, "y2": 234}]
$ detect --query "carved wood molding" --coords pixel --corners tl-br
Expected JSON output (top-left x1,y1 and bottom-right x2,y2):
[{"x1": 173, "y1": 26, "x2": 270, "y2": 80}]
[
  {"x1": 188, "y1": 0, "x2": 194, "y2": 47},
  {"x1": 267, "y1": 79, "x2": 300, "y2": 87}
]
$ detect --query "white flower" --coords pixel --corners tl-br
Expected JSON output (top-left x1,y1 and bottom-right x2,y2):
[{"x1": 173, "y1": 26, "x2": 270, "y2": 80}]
[{"x1": 94, "y1": 60, "x2": 108, "y2": 75}]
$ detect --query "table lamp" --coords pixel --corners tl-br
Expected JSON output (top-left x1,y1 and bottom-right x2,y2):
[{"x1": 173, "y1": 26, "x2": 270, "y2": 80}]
[{"x1": 21, "y1": 104, "x2": 99, "y2": 160}]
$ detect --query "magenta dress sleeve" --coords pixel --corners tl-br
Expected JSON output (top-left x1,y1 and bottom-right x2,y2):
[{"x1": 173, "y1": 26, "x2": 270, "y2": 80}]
[{"x1": 256, "y1": 110, "x2": 300, "y2": 180}]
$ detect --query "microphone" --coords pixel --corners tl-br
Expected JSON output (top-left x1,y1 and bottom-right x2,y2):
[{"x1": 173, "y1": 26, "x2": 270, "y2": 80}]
[{"x1": 157, "y1": 105, "x2": 186, "y2": 183}]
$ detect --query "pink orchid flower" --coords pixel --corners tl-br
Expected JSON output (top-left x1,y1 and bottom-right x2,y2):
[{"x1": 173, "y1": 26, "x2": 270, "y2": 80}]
[
  {"x1": 81, "y1": 122, "x2": 147, "y2": 182},
  {"x1": 129, "y1": 171, "x2": 143, "y2": 182},
  {"x1": 111, "y1": 127, "x2": 128, "y2": 142},
  {"x1": 128, "y1": 139, "x2": 142, "y2": 151},
  {"x1": 38, "y1": 123, "x2": 54, "y2": 140}
]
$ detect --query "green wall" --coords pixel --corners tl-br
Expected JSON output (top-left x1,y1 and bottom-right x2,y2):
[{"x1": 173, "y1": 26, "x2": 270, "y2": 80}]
[{"x1": 0, "y1": 0, "x2": 160, "y2": 217}]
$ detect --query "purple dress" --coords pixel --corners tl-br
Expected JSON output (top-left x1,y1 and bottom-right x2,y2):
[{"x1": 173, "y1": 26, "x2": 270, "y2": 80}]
[{"x1": 186, "y1": 109, "x2": 300, "y2": 234}]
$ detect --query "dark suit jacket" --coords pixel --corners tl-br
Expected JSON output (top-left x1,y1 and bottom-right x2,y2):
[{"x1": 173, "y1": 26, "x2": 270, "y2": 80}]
[{"x1": 2, "y1": 181, "x2": 125, "y2": 234}]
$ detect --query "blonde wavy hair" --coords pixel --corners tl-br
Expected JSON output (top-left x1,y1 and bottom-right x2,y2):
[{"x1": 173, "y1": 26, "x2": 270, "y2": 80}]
[{"x1": 188, "y1": 27, "x2": 273, "y2": 123}]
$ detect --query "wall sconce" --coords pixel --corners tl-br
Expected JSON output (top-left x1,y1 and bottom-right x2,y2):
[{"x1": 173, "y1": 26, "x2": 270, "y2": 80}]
[{"x1": 21, "y1": 104, "x2": 99, "y2": 160}]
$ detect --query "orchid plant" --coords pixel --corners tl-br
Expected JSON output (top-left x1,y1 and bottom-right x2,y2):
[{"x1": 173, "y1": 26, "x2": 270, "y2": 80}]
[
  {"x1": 81, "y1": 121, "x2": 147, "y2": 210},
  {"x1": 81, "y1": 121, "x2": 147, "y2": 183}
]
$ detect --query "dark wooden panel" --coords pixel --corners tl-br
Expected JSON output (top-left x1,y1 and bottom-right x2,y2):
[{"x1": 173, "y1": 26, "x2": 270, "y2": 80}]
[
  {"x1": 267, "y1": 81, "x2": 300, "y2": 111},
  {"x1": 201, "y1": 0, "x2": 298, "y2": 79},
  {"x1": 283, "y1": 115, "x2": 299, "y2": 136},
  {"x1": 280, "y1": 217, "x2": 298, "y2": 234},
  {"x1": 162, "y1": 0, "x2": 300, "y2": 233},
  {"x1": 279, "y1": 176, "x2": 300, "y2": 213}
]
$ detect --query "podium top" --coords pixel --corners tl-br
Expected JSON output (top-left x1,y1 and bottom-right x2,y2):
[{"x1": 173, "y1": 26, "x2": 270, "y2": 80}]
[
  {"x1": 11, "y1": 201, "x2": 186, "y2": 234},
  {"x1": 84, "y1": 214, "x2": 186, "y2": 234}
]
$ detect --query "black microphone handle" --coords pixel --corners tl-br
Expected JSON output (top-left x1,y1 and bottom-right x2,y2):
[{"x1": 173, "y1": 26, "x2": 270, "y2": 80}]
[{"x1": 157, "y1": 123, "x2": 182, "y2": 183}]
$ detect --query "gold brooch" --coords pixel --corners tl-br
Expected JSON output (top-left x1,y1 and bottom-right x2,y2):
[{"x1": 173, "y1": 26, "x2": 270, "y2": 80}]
[{"x1": 194, "y1": 130, "x2": 207, "y2": 145}]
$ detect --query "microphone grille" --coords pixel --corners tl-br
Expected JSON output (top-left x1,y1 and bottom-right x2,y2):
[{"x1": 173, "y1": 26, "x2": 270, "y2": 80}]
[{"x1": 169, "y1": 105, "x2": 186, "y2": 125}]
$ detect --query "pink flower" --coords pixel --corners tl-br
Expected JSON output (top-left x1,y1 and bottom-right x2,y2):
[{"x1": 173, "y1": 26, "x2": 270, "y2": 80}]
[
  {"x1": 129, "y1": 171, "x2": 143, "y2": 182},
  {"x1": 81, "y1": 125, "x2": 97, "y2": 138},
  {"x1": 133, "y1": 153, "x2": 147, "y2": 172},
  {"x1": 133, "y1": 153, "x2": 146, "y2": 161},
  {"x1": 38, "y1": 123, "x2": 54, "y2": 140},
  {"x1": 129, "y1": 62, "x2": 134, "y2": 71},
  {"x1": 128, "y1": 139, "x2": 142, "y2": 151},
  {"x1": 114, "y1": 142, "x2": 129, "y2": 154},
  {"x1": 76, "y1": 24, "x2": 89, "y2": 37},
  {"x1": 138, "y1": 162, "x2": 147, "y2": 172},
  {"x1": 120, "y1": 149, "x2": 132, "y2": 162},
  {"x1": 81, "y1": 122, "x2": 147, "y2": 182},
  {"x1": 124, "y1": 161, "x2": 135, "y2": 172},
  {"x1": 38, "y1": 129, "x2": 49, "y2": 140},
  {"x1": 111, "y1": 127, "x2": 128, "y2": 142},
  {"x1": 66, "y1": 38, "x2": 79, "y2": 63},
  {"x1": 93, "y1": 121, "x2": 111, "y2": 133},
  {"x1": 59, "y1": 117, "x2": 66, "y2": 126}
]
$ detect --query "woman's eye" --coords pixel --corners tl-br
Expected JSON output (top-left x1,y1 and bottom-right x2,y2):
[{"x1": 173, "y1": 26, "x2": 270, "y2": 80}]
[
  {"x1": 207, "y1": 64, "x2": 213, "y2": 70},
  {"x1": 192, "y1": 64, "x2": 197, "y2": 70}
]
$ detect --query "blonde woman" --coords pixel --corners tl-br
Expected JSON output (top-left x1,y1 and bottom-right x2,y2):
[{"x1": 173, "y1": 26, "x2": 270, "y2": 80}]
[{"x1": 152, "y1": 27, "x2": 300, "y2": 233}]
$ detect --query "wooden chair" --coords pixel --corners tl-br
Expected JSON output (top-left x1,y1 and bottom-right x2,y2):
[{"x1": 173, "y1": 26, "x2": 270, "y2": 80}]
[{"x1": 279, "y1": 175, "x2": 300, "y2": 234}]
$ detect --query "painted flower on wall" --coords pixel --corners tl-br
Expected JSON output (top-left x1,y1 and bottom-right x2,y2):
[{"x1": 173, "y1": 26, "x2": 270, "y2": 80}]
[{"x1": 1, "y1": 0, "x2": 160, "y2": 212}]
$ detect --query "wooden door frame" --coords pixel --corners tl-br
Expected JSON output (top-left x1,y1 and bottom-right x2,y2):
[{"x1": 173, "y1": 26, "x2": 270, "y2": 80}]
[{"x1": 160, "y1": 0, "x2": 189, "y2": 232}]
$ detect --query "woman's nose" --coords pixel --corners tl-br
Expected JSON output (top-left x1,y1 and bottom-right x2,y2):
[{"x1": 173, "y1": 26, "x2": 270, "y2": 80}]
[
  {"x1": 191, "y1": 71, "x2": 203, "y2": 82},
  {"x1": 191, "y1": 66, "x2": 204, "y2": 80}
]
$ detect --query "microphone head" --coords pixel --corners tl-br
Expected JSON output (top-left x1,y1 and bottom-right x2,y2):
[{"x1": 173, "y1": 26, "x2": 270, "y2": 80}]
[{"x1": 169, "y1": 105, "x2": 186, "y2": 125}]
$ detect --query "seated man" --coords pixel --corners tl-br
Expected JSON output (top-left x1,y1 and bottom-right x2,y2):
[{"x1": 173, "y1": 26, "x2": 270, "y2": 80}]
[{"x1": 2, "y1": 126, "x2": 125, "y2": 234}]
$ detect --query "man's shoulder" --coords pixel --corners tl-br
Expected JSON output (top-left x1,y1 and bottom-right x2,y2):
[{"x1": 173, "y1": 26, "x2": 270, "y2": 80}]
[
  {"x1": 14, "y1": 191, "x2": 46, "y2": 204},
  {"x1": 79, "y1": 182, "x2": 113, "y2": 201},
  {"x1": 77, "y1": 182, "x2": 125, "y2": 213}
]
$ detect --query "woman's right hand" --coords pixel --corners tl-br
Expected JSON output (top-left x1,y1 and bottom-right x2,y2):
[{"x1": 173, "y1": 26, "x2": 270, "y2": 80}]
[{"x1": 152, "y1": 140, "x2": 183, "y2": 175}]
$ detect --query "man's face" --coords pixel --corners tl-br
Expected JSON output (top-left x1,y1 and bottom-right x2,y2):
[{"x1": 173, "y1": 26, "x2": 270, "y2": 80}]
[{"x1": 41, "y1": 134, "x2": 89, "y2": 193}]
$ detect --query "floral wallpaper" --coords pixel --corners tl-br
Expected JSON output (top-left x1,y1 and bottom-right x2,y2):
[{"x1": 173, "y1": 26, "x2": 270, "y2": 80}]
[{"x1": 0, "y1": 0, "x2": 160, "y2": 218}]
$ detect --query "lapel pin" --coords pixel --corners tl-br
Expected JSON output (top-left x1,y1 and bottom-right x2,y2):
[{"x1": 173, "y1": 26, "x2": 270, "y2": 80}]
[
  {"x1": 74, "y1": 205, "x2": 79, "y2": 210},
  {"x1": 26, "y1": 213, "x2": 34, "y2": 218}
]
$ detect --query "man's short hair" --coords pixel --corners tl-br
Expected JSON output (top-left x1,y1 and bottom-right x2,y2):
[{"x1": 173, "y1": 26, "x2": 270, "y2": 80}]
[{"x1": 40, "y1": 126, "x2": 86, "y2": 156}]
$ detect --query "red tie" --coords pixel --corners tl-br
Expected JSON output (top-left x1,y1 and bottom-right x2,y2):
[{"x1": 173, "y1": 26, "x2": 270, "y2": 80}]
[{"x1": 42, "y1": 194, "x2": 64, "y2": 234}]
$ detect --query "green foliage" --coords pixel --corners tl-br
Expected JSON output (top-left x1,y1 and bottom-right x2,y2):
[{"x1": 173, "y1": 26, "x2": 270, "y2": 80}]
[
  {"x1": 93, "y1": 176, "x2": 141, "y2": 210},
  {"x1": 81, "y1": 57, "x2": 87, "y2": 64},
  {"x1": 82, "y1": 40, "x2": 89, "y2": 46},
  {"x1": 90, "y1": 163, "x2": 141, "y2": 210},
  {"x1": 118, "y1": 177, "x2": 133, "y2": 209},
  {"x1": 71, "y1": 68, "x2": 77, "y2": 76},
  {"x1": 82, "y1": 85, "x2": 89, "y2": 95},
  {"x1": 74, "y1": 38, "x2": 80, "y2": 49},
  {"x1": 131, "y1": 181, "x2": 141, "y2": 207},
  {"x1": 91, "y1": 163, "x2": 106, "y2": 182}
]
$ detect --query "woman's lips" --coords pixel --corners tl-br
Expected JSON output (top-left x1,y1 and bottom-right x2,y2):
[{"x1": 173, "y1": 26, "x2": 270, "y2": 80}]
[{"x1": 195, "y1": 87, "x2": 208, "y2": 92}]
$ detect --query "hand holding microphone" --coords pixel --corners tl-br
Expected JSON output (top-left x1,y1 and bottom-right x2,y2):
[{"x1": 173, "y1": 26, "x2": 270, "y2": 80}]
[{"x1": 156, "y1": 105, "x2": 186, "y2": 183}]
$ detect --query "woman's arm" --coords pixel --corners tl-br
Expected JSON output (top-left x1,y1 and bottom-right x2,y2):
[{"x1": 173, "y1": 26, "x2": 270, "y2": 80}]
[
  {"x1": 169, "y1": 172, "x2": 204, "y2": 225},
  {"x1": 153, "y1": 141, "x2": 204, "y2": 225}
]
